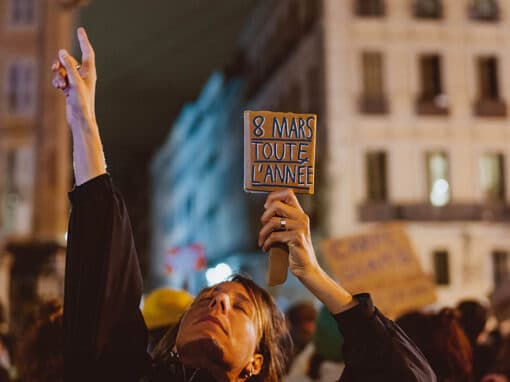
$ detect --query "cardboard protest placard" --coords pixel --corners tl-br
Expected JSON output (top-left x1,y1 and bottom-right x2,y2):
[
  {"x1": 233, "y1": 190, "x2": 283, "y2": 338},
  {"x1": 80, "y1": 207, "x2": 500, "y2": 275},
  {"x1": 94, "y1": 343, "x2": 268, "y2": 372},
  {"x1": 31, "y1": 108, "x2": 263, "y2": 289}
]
[
  {"x1": 244, "y1": 110, "x2": 317, "y2": 285},
  {"x1": 244, "y1": 110, "x2": 316, "y2": 194},
  {"x1": 322, "y1": 224, "x2": 437, "y2": 318}
]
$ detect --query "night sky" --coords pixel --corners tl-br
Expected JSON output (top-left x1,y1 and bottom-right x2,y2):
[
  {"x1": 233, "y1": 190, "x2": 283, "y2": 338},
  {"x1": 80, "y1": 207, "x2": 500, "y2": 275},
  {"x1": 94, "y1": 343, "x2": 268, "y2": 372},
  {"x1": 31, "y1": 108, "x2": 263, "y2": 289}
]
[{"x1": 78, "y1": 0, "x2": 257, "y2": 271}]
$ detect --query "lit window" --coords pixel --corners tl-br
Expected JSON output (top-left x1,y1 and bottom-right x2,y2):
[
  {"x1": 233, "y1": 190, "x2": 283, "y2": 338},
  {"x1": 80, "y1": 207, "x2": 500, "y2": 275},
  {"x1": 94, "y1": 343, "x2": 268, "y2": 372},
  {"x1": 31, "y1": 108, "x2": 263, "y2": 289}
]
[
  {"x1": 427, "y1": 152, "x2": 450, "y2": 206},
  {"x1": 366, "y1": 151, "x2": 387, "y2": 202},
  {"x1": 480, "y1": 153, "x2": 505, "y2": 202},
  {"x1": 6, "y1": 61, "x2": 36, "y2": 116},
  {"x1": 9, "y1": 0, "x2": 36, "y2": 26},
  {"x1": 433, "y1": 250, "x2": 450, "y2": 285},
  {"x1": 492, "y1": 251, "x2": 509, "y2": 287},
  {"x1": 2, "y1": 146, "x2": 33, "y2": 235}
]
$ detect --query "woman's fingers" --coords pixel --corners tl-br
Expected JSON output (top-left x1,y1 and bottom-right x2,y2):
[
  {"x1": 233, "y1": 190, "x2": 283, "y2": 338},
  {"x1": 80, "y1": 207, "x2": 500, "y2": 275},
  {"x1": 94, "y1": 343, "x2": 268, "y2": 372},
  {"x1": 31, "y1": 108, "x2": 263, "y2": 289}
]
[
  {"x1": 51, "y1": 59, "x2": 61, "y2": 72},
  {"x1": 52, "y1": 73, "x2": 67, "y2": 89},
  {"x1": 264, "y1": 188, "x2": 302, "y2": 211},
  {"x1": 258, "y1": 217, "x2": 297, "y2": 247},
  {"x1": 262, "y1": 230, "x2": 302, "y2": 252},
  {"x1": 77, "y1": 27, "x2": 95, "y2": 69},
  {"x1": 261, "y1": 200, "x2": 301, "y2": 224},
  {"x1": 58, "y1": 49, "x2": 80, "y2": 86}
]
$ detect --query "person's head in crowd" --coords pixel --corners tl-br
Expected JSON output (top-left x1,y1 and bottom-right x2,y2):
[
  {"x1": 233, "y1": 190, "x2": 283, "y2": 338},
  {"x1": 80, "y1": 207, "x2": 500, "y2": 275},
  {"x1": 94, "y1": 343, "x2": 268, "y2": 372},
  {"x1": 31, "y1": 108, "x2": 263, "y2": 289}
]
[
  {"x1": 142, "y1": 288, "x2": 194, "y2": 352},
  {"x1": 152, "y1": 274, "x2": 292, "y2": 382},
  {"x1": 18, "y1": 299, "x2": 63, "y2": 382},
  {"x1": 307, "y1": 306, "x2": 344, "y2": 381},
  {"x1": 285, "y1": 301, "x2": 317, "y2": 356},
  {"x1": 457, "y1": 300, "x2": 488, "y2": 345},
  {"x1": 487, "y1": 334, "x2": 510, "y2": 381},
  {"x1": 397, "y1": 308, "x2": 473, "y2": 382}
]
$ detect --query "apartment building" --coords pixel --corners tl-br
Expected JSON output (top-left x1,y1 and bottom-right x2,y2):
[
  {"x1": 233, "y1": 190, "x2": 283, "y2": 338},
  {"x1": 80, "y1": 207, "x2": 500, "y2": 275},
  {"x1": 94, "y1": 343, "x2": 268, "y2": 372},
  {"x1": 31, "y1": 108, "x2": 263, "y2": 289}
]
[
  {"x1": 0, "y1": 0, "x2": 84, "y2": 331},
  {"x1": 242, "y1": 0, "x2": 510, "y2": 306}
]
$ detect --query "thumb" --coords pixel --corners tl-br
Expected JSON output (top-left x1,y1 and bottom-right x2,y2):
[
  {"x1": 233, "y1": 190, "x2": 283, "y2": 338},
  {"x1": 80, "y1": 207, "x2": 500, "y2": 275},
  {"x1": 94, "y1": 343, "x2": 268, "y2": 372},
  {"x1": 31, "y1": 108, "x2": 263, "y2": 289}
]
[{"x1": 58, "y1": 49, "x2": 80, "y2": 86}]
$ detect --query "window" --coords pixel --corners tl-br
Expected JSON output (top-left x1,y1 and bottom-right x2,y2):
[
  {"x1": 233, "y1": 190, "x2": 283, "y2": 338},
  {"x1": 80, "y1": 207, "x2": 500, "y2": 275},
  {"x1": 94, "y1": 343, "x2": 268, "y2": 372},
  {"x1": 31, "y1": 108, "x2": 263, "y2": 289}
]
[
  {"x1": 366, "y1": 151, "x2": 387, "y2": 202},
  {"x1": 470, "y1": 0, "x2": 499, "y2": 21},
  {"x1": 492, "y1": 250, "x2": 509, "y2": 287},
  {"x1": 475, "y1": 57, "x2": 506, "y2": 116},
  {"x1": 480, "y1": 153, "x2": 505, "y2": 202},
  {"x1": 417, "y1": 55, "x2": 448, "y2": 115},
  {"x1": 415, "y1": 0, "x2": 442, "y2": 19},
  {"x1": 478, "y1": 57, "x2": 500, "y2": 100},
  {"x1": 3, "y1": 150, "x2": 20, "y2": 233},
  {"x1": 6, "y1": 61, "x2": 36, "y2": 116},
  {"x1": 433, "y1": 250, "x2": 450, "y2": 285},
  {"x1": 360, "y1": 52, "x2": 387, "y2": 114},
  {"x1": 420, "y1": 55, "x2": 443, "y2": 100},
  {"x1": 427, "y1": 152, "x2": 450, "y2": 206},
  {"x1": 356, "y1": 0, "x2": 385, "y2": 17},
  {"x1": 9, "y1": 0, "x2": 36, "y2": 26}
]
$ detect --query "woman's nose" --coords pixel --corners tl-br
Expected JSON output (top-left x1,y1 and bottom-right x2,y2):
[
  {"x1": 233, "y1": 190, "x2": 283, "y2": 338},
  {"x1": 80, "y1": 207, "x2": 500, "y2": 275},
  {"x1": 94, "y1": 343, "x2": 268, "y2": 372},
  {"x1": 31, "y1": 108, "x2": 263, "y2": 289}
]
[{"x1": 208, "y1": 293, "x2": 231, "y2": 313}]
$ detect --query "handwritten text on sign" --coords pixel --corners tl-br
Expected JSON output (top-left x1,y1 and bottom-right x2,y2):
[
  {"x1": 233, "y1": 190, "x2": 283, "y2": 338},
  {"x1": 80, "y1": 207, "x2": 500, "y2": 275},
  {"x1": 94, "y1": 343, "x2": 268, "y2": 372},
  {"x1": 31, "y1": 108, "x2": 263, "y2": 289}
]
[
  {"x1": 321, "y1": 224, "x2": 437, "y2": 319},
  {"x1": 244, "y1": 110, "x2": 316, "y2": 194}
]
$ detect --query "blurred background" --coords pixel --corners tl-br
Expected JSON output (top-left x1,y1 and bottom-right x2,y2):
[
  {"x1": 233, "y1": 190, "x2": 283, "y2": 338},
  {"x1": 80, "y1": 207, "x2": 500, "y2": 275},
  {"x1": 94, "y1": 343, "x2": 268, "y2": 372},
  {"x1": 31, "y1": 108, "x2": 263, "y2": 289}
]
[{"x1": 1, "y1": 0, "x2": 510, "y2": 354}]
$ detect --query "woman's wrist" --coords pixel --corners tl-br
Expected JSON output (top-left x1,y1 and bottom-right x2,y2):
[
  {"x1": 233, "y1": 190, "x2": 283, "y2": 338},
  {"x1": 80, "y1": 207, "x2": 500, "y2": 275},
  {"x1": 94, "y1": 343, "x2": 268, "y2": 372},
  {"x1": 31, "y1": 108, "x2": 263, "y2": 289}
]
[
  {"x1": 299, "y1": 266, "x2": 357, "y2": 315},
  {"x1": 71, "y1": 118, "x2": 107, "y2": 186}
]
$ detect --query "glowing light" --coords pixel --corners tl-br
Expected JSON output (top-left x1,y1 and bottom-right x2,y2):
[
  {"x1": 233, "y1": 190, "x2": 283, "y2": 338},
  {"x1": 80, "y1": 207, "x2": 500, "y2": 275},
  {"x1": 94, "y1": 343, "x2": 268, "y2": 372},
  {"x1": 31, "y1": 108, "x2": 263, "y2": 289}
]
[
  {"x1": 205, "y1": 263, "x2": 233, "y2": 286},
  {"x1": 430, "y1": 178, "x2": 450, "y2": 207},
  {"x1": 64, "y1": 232, "x2": 68, "y2": 241}
]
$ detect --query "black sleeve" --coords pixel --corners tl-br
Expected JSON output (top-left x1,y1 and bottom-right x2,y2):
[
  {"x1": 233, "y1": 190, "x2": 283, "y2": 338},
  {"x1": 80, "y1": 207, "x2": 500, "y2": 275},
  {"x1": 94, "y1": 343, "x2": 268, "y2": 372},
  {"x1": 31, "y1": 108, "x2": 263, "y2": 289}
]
[
  {"x1": 334, "y1": 294, "x2": 437, "y2": 382},
  {"x1": 64, "y1": 174, "x2": 150, "y2": 381}
]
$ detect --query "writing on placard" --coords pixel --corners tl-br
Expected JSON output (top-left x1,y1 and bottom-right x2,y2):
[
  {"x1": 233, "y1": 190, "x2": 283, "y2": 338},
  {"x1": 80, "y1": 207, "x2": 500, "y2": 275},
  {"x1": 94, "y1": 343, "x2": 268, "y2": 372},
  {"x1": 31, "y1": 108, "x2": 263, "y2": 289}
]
[{"x1": 244, "y1": 111, "x2": 316, "y2": 194}]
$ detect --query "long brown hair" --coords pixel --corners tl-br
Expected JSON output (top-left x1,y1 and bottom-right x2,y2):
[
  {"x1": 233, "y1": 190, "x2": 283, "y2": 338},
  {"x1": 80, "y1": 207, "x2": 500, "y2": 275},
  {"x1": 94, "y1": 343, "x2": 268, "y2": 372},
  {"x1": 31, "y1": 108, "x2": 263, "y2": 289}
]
[
  {"x1": 397, "y1": 308, "x2": 473, "y2": 382},
  {"x1": 152, "y1": 275, "x2": 292, "y2": 382}
]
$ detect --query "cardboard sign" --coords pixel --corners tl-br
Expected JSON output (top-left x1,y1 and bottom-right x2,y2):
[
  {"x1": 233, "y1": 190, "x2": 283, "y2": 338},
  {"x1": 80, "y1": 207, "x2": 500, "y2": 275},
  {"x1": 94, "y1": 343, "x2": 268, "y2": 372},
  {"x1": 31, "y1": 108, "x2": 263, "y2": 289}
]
[
  {"x1": 322, "y1": 224, "x2": 437, "y2": 318},
  {"x1": 244, "y1": 110, "x2": 316, "y2": 194}
]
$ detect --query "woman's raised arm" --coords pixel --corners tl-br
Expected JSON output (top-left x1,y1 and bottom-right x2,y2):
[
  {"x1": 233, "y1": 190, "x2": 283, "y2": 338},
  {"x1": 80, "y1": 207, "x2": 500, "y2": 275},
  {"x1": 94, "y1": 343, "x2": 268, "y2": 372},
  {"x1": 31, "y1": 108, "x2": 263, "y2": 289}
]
[{"x1": 51, "y1": 27, "x2": 105, "y2": 185}]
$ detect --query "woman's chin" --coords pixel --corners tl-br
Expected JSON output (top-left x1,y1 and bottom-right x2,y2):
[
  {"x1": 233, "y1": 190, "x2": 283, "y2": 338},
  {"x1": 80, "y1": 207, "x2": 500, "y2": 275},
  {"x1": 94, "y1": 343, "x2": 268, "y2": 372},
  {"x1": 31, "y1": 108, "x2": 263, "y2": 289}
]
[{"x1": 178, "y1": 337, "x2": 228, "y2": 369}]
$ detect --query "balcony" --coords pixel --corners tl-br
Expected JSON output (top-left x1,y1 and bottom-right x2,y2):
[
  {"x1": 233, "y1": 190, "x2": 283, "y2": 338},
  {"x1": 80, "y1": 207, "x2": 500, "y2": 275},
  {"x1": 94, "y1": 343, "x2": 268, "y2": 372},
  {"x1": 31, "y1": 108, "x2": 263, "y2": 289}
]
[
  {"x1": 474, "y1": 98, "x2": 507, "y2": 117},
  {"x1": 359, "y1": 202, "x2": 510, "y2": 222},
  {"x1": 416, "y1": 96, "x2": 449, "y2": 116}
]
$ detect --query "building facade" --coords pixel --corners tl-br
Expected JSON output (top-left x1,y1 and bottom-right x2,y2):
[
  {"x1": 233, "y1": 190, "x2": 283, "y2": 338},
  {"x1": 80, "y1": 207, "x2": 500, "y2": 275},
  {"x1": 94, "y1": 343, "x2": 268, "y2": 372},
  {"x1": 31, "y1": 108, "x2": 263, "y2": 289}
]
[
  {"x1": 153, "y1": 0, "x2": 510, "y2": 308},
  {"x1": 241, "y1": 0, "x2": 510, "y2": 307},
  {"x1": 324, "y1": 0, "x2": 510, "y2": 306},
  {"x1": 151, "y1": 73, "x2": 254, "y2": 293},
  {"x1": 0, "y1": 0, "x2": 84, "y2": 332}
]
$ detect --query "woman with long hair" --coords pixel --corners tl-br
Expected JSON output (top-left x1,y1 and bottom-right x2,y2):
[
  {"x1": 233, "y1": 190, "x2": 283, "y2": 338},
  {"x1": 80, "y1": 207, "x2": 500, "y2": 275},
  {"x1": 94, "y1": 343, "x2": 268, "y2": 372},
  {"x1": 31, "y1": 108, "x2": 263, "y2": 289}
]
[{"x1": 53, "y1": 28, "x2": 435, "y2": 382}]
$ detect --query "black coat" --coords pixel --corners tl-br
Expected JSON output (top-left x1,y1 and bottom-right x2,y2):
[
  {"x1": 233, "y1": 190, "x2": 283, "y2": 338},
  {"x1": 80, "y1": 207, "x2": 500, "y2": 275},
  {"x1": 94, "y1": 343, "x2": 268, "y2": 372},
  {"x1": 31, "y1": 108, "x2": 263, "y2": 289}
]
[{"x1": 64, "y1": 175, "x2": 436, "y2": 382}]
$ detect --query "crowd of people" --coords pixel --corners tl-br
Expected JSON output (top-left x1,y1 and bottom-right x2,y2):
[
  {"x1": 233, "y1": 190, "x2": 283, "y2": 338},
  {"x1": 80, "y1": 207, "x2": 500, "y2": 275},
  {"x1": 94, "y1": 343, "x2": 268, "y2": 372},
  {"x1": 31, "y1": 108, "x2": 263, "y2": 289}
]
[
  {"x1": 284, "y1": 299, "x2": 510, "y2": 382},
  {"x1": 1, "y1": 26, "x2": 510, "y2": 381},
  {"x1": 1, "y1": 285, "x2": 509, "y2": 381}
]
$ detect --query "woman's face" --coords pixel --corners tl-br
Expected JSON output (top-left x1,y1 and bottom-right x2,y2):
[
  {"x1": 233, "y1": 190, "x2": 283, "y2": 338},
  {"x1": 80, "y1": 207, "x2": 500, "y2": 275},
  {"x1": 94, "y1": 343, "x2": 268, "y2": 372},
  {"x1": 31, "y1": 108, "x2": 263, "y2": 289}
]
[{"x1": 175, "y1": 282, "x2": 263, "y2": 378}]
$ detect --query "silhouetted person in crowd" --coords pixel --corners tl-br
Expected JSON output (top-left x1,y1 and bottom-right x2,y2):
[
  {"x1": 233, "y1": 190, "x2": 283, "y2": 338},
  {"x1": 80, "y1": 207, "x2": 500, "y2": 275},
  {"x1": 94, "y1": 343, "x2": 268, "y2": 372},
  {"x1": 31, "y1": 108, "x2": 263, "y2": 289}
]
[
  {"x1": 285, "y1": 305, "x2": 345, "y2": 382},
  {"x1": 286, "y1": 302, "x2": 317, "y2": 364},
  {"x1": 457, "y1": 300, "x2": 499, "y2": 381},
  {"x1": 397, "y1": 309, "x2": 473, "y2": 382},
  {"x1": 18, "y1": 299, "x2": 63, "y2": 382}
]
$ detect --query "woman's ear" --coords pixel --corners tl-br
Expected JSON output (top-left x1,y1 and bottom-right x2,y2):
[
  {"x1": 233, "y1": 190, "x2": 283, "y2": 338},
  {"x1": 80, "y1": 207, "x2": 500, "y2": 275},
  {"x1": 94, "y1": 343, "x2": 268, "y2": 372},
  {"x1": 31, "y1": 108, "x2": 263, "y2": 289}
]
[{"x1": 248, "y1": 353, "x2": 264, "y2": 377}]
